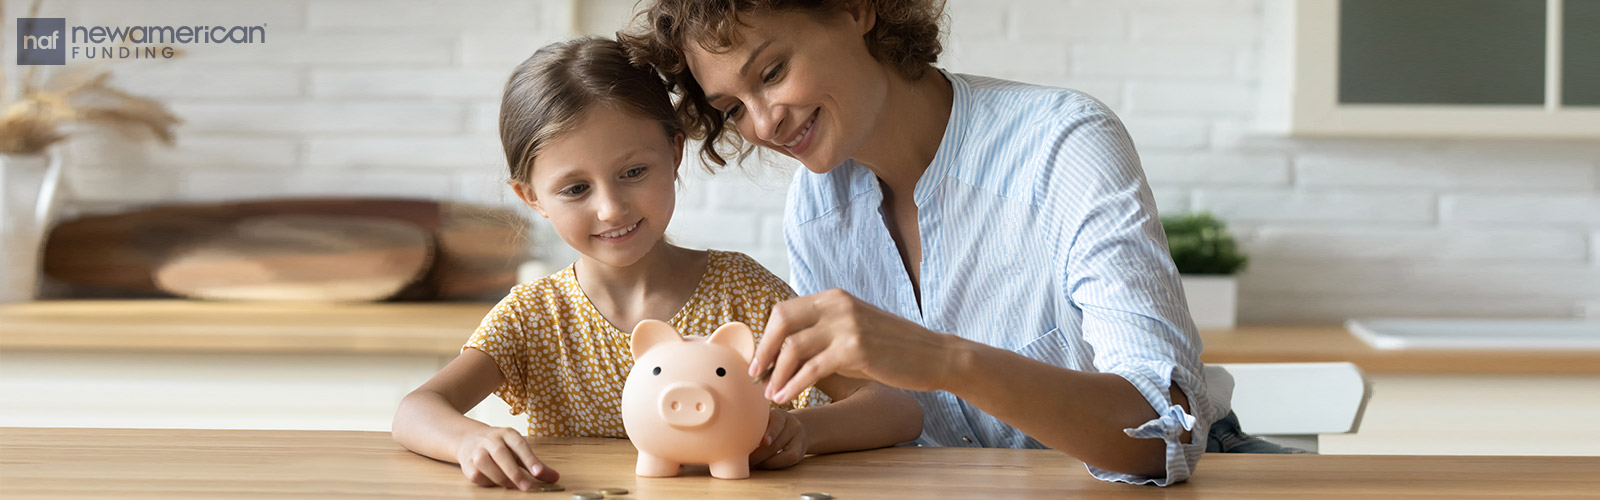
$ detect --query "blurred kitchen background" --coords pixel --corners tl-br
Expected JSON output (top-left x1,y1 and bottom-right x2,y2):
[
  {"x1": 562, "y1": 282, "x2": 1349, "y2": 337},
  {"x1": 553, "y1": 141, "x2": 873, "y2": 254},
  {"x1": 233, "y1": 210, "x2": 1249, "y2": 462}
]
[{"x1": 2, "y1": 0, "x2": 1597, "y2": 457}]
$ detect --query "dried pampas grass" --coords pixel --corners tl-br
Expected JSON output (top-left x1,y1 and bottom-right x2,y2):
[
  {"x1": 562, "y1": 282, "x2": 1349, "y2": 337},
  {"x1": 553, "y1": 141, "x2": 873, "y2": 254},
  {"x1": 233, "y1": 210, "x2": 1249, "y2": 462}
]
[{"x1": 0, "y1": 0, "x2": 182, "y2": 155}]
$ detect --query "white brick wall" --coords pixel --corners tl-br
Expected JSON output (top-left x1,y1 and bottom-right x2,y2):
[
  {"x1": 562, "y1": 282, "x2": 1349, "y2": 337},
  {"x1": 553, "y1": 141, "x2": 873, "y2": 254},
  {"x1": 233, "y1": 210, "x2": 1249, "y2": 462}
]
[{"x1": 16, "y1": 0, "x2": 1597, "y2": 322}]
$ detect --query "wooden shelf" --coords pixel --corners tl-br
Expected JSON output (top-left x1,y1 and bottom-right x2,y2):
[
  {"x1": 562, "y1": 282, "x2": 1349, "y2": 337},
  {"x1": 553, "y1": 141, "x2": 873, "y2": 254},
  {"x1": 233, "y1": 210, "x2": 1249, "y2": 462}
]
[{"x1": 4, "y1": 300, "x2": 1596, "y2": 374}]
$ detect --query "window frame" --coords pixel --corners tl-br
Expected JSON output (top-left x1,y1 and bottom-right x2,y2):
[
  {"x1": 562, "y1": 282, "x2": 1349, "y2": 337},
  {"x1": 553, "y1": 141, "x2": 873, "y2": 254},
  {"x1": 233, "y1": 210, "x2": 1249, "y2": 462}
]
[{"x1": 1258, "y1": 0, "x2": 1600, "y2": 139}]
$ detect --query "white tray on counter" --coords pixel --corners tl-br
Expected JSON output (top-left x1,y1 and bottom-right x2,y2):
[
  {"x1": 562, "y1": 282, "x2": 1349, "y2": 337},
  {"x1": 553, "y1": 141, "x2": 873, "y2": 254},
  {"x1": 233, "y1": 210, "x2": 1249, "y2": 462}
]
[{"x1": 1347, "y1": 319, "x2": 1600, "y2": 350}]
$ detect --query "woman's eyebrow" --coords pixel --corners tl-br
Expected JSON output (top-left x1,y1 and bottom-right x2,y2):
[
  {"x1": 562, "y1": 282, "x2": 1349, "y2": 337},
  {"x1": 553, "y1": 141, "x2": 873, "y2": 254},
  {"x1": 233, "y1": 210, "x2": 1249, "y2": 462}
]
[{"x1": 705, "y1": 39, "x2": 774, "y2": 103}]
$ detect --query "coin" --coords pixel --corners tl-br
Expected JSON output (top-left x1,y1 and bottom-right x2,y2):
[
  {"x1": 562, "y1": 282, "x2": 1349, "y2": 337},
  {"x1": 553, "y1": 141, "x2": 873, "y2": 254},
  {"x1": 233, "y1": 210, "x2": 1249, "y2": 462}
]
[
  {"x1": 599, "y1": 487, "x2": 630, "y2": 496},
  {"x1": 800, "y1": 493, "x2": 834, "y2": 500},
  {"x1": 572, "y1": 493, "x2": 604, "y2": 500},
  {"x1": 536, "y1": 484, "x2": 565, "y2": 492}
]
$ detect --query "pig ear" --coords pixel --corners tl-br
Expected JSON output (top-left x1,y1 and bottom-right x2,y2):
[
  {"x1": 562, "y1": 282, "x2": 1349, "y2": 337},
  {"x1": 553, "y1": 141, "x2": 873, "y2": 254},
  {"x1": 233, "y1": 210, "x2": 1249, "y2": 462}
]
[
  {"x1": 706, "y1": 322, "x2": 756, "y2": 362},
  {"x1": 630, "y1": 319, "x2": 683, "y2": 360}
]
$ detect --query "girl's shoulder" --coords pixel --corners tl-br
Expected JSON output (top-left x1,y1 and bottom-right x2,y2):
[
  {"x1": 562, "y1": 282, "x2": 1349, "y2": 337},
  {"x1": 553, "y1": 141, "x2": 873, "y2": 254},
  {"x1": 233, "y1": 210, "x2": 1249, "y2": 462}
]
[
  {"x1": 702, "y1": 250, "x2": 797, "y2": 301},
  {"x1": 490, "y1": 264, "x2": 587, "y2": 325}
]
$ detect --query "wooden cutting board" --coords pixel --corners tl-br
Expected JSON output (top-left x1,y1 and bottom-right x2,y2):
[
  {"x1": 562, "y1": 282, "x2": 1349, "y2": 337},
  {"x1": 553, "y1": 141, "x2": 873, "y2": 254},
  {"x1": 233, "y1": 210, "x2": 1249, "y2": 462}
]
[{"x1": 41, "y1": 198, "x2": 530, "y2": 300}]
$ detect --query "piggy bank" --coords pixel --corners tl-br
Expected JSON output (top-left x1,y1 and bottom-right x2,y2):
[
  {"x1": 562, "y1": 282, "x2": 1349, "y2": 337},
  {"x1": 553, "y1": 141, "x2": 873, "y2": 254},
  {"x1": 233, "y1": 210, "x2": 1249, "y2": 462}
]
[{"x1": 622, "y1": 320, "x2": 769, "y2": 479}]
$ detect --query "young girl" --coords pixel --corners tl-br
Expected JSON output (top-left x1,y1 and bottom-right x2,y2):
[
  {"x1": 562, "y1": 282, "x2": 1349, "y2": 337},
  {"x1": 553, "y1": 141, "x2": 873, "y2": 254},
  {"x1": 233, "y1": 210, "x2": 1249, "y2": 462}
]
[{"x1": 390, "y1": 37, "x2": 923, "y2": 492}]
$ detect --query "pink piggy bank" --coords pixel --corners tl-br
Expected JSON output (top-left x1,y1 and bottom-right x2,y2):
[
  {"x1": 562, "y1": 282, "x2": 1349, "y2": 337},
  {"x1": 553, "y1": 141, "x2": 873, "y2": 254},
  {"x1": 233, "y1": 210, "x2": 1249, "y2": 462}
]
[{"x1": 622, "y1": 319, "x2": 769, "y2": 479}]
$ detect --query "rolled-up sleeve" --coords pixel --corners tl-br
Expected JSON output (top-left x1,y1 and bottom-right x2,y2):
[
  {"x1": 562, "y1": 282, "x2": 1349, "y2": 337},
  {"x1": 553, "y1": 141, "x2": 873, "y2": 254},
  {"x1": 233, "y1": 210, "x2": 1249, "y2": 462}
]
[{"x1": 1051, "y1": 106, "x2": 1210, "y2": 486}]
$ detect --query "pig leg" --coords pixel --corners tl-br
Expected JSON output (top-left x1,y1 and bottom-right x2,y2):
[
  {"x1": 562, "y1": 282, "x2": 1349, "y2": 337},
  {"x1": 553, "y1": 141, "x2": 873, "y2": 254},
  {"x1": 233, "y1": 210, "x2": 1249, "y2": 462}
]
[
  {"x1": 707, "y1": 457, "x2": 750, "y2": 480},
  {"x1": 635, "y1": 452, "x2": 680, "y2": 477}
]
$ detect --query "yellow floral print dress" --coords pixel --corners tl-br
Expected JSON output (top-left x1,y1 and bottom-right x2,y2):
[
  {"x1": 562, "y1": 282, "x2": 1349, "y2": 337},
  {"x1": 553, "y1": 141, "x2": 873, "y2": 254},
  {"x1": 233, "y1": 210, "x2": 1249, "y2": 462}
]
[{"x1": 464, "y1": 250, "x2": 829, "y2": 437}]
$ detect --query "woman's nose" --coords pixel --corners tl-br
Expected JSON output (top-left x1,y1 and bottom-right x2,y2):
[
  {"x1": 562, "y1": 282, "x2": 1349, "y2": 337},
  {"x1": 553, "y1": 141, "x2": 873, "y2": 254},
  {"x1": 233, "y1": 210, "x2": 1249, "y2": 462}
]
[{"x1": 749, "y1": 103, "x2": 784, "y2": 145}]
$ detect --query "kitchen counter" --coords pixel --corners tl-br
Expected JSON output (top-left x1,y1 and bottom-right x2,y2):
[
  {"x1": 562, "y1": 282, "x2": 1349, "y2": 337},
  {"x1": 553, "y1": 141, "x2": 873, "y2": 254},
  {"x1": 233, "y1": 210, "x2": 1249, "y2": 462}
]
[
  {"x1": 3, "y1": 300, "x2": 1596, "y2": 374},
  {"x1": 4, "y1": 427, "x2": 1596, "y2": 499}
]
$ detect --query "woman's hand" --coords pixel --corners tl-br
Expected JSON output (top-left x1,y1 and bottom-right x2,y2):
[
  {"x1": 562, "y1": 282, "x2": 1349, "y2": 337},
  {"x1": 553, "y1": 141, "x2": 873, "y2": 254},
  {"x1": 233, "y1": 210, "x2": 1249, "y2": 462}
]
[
  {"x1": 454, "y1": 426, "x2": 559, "y2": 490},
  {"x1": 753, "y1": 289, "x2": 965, "y2": 403},
  {"x1": 749, "y1": 409, "x2": 808, "y2": 469}
]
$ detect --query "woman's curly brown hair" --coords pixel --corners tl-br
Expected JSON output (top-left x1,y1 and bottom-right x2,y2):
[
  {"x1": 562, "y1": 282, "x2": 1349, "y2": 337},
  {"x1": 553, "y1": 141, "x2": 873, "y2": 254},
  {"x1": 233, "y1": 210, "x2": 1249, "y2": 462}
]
[{"x1": 619, "y1": 0, "x2": 945, "y2": 167}]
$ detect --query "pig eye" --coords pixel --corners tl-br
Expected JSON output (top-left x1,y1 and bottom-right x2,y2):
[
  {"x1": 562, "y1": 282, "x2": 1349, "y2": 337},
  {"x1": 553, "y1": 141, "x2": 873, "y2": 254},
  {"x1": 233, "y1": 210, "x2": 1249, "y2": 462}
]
[
  {"x1": 716, "y1": 367, "x2": 726, "y2": 377},
  {"x1": 652, "y1": 366, "x2": 661, "y2": 376}
]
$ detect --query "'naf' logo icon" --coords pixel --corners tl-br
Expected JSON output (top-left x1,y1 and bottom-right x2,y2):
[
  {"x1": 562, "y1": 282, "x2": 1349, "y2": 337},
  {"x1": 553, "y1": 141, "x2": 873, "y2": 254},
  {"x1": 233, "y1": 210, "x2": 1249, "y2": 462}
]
[{"x1": 17, "y1": 18, "x2": 66, "y2": 65}]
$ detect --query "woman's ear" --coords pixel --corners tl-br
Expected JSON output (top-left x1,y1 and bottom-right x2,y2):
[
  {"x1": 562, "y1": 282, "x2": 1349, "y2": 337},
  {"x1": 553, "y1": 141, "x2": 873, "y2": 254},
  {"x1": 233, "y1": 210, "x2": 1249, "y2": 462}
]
[
  {"x1": 508, "y1": 180, "x2": 548, "y2": 218},
  {"x1": 845, "y1": 0, "x2": 876, "y2": 36}
]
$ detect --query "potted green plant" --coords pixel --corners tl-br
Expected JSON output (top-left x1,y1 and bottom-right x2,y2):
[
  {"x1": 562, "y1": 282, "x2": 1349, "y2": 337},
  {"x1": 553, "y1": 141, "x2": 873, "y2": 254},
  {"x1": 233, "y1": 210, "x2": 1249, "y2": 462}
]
[
  {"x1": 1161, "y1": 212, "x2": 1249, "y2": 329},
  {"x1": 2, "y1": 0, "x2": 181, "y2": 303}
]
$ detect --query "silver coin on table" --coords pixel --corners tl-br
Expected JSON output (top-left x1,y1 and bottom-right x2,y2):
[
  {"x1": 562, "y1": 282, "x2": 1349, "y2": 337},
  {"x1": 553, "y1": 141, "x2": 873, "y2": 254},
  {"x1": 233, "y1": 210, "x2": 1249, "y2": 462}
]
[
  {"x1": 571, "y1": 493, "x2": 604, "y2": 500},
  {"x1": 800, "y1": 493, "x2": 835, "y2": 500},
  {"x1": 598, "y1": 487, "x2": 630, "y2": 496},
  {"x1": 536, "y1": 484, "x2": 565, "y2": 492}
]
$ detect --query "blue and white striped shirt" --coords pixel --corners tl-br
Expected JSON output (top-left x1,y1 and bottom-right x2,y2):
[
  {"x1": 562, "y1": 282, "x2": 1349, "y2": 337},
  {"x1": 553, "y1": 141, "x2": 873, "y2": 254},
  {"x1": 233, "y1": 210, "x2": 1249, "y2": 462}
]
[{"x1": 784, "y1": 71, "x2": 1221, "y2": 486}]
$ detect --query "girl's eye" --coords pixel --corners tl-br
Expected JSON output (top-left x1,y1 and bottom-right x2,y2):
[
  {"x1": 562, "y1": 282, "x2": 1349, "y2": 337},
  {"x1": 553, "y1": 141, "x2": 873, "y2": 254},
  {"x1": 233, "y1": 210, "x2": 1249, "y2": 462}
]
[
  {"x1": 623, "y1": 167, "x2": 646, "y2": 179},
  {"x1": 561, "y1": 184, "x2": 588, "y2": 196},
  {"x1": 762, "y1": 62, "x2": 784, "y2": 84}
]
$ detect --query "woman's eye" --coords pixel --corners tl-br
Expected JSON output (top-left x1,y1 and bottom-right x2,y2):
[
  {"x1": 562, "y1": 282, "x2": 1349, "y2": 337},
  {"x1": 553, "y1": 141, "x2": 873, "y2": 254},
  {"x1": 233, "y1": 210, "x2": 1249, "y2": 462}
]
[
  {"x1": 762, "y1": 62, "x2": 784, "y2": 84},
  {"x1": 725, "y1": 103, "x2": 743, "y2": 118},
  {"x1": 561, "y1": 184, "x2": 588, "y2": 196}
]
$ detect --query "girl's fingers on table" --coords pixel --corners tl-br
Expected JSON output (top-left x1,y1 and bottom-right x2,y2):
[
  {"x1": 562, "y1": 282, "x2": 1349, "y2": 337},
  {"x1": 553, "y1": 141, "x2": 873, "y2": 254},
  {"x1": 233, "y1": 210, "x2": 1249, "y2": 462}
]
[
  {"x1": 467, "y1": 450, "x2": 515, "y2": 489},
  {"x1": 756, "y1": 415, "x2": 806, "y2": 469},
  {"x1": 487, "y1": 439, "x2": 534, "y2": 490},
  {"x1": 501, "y1": 431, "x2": 558, "y2": 484}
]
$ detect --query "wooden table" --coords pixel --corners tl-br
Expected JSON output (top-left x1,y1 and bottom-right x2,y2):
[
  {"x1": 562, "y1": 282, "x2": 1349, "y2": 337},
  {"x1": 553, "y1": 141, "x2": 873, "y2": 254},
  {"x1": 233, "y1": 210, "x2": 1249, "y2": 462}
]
[
  {"x1": 4, "y1": 300, "x2": 1598, "y2": 375},
  {"x1": 2, "y1": 428, "x2": 1596, "y2": 499}
]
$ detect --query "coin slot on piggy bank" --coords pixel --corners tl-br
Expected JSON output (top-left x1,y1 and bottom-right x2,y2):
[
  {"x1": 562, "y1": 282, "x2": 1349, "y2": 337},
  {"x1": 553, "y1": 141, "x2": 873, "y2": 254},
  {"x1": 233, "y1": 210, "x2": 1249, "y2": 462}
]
[{"x1": 622, "y1": 320, "x2": 769, "y2": 479}]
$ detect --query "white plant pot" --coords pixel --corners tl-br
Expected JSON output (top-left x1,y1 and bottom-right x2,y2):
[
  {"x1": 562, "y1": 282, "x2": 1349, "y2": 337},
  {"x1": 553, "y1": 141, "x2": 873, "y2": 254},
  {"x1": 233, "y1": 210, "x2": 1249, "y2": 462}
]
[
  {"x1": 1, "y1": 153, "x2": 64, "y2": 303},
  {"x1": 1180, "y1": 275, "x2": 1237, "y2": 330}
]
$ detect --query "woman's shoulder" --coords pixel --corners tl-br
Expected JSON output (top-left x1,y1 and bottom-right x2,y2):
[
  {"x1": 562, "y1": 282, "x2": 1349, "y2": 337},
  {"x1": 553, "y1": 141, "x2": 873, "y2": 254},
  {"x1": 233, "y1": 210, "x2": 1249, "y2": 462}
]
[{"x1": 951, "y1": 71, "x2": 1116, "y2": 130}]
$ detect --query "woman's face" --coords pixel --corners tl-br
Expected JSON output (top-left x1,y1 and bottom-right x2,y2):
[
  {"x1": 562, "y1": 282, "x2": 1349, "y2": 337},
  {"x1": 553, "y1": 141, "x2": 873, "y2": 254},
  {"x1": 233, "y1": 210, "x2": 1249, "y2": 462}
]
[
  {"x1": 513, "y1": 105, "x2": 683, "y2": 269},
  {"x1": 684, "y1": 6, "x2": 888, "y2": 173}
]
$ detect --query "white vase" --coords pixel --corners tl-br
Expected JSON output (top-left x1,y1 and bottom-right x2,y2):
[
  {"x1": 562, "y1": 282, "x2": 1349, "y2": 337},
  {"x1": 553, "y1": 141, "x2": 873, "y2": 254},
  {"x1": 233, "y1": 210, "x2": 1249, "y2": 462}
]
[
  {"x1": 1180, "y1": 275, "x2": 1237, "y2": 330},
  {"x1": 1, "y1": 153, "x2": 64, "y2": 303}
]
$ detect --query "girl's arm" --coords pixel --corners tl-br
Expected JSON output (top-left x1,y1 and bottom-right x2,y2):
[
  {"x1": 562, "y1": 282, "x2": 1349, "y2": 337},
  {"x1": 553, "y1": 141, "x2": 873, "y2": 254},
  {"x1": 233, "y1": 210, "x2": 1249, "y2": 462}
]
[
  {"x1": 795, "y1": 375, "x2": 923, "y2": 454},
  {"x1": 392, "y1": 348, "x2": 559, "y2": 489},
  {"x1": 748, "y1": 374, "x2": 923, "y2": 469}
]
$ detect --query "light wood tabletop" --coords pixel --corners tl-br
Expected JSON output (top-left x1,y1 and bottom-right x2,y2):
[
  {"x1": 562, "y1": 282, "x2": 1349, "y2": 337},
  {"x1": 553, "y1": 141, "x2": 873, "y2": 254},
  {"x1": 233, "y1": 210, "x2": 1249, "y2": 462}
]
[
  {"x1": 2, "y1": 427, "x2": 1596, "y2": 499},
  {"x1": 5, "y1": 300, "x2": 1600, "y2": 374}
]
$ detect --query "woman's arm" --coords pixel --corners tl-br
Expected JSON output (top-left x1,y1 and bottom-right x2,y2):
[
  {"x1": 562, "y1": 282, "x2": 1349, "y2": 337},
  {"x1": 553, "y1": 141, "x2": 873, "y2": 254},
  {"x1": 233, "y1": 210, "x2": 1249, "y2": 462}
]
[
  {"x1": 752, "y1": 290, "x2": 1187, "y2": 478},
  {"x1": 392, "y1": 348, "x2": 559, "y2": 488}
]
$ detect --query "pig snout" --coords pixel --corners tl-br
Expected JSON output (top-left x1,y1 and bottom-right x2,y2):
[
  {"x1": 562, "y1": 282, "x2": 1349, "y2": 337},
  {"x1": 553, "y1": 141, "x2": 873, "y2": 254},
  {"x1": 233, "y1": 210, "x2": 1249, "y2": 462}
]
[{"x1": 658, "y1": 382, "x2": 718, "y2": 428}]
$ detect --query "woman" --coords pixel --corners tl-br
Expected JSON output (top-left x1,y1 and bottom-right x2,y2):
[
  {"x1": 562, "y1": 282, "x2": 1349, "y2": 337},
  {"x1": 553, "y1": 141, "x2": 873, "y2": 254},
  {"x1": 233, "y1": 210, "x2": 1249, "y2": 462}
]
[{"x1": 622, "y1": 0, "x2": 1237, "y2": 485}]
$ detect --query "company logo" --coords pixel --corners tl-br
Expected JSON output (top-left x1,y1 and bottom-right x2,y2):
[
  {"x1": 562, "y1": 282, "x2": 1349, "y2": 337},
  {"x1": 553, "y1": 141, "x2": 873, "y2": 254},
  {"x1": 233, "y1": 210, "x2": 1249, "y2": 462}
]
[
  {"x1": 17, "y1": 18, "x2": 66, "y2": 65},
  {"x1": 15, "y1": 18, "x2": 265, "y2": 65}
]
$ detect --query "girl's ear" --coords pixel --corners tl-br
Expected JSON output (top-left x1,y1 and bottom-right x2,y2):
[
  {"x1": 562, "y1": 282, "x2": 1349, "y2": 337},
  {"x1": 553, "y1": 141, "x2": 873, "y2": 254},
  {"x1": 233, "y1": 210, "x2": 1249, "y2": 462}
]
[
  {"x1": 509, "y1": 180, "x2": 548, "y2": 219},
  {"x1": 671, "y1": 132, "x2": 686, "y2": 179}
]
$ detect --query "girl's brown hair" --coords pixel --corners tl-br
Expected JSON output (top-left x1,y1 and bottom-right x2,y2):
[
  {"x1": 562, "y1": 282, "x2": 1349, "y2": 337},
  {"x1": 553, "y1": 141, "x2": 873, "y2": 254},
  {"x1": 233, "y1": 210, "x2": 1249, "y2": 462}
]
[
  {"x1": 619, "y1": 0, "x2": 945, "y2": 167},
  {"x1": 499, "y1": 36, "x2": 683, "y2": 184}
]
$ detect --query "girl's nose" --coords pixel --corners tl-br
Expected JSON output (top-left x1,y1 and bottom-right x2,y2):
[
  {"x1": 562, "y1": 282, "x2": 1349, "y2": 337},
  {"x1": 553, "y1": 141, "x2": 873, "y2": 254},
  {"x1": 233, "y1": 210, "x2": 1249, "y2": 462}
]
[{"x1": 595, "y1": 188, "x2": 630, "y2": 223}]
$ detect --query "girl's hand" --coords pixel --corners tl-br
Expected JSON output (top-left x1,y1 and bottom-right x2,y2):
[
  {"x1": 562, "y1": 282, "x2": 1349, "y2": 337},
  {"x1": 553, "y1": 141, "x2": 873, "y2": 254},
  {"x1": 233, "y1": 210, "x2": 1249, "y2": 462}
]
[
  {"x1": 454, "y1": 426, "x2": 559, "y2": 490},
  {"x1": 754, "y1": 289, "x2": 962, "y2": 403},
  {"x1": 749, "y1": 409, "x2": 808, "y2": 469}
]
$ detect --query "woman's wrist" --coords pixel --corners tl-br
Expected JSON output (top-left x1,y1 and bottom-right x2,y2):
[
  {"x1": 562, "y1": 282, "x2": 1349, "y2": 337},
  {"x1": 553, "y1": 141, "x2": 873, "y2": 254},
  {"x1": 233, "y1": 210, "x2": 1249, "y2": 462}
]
[{"x1": 933, "y1": 332, "x2": 979, "y2": 394}]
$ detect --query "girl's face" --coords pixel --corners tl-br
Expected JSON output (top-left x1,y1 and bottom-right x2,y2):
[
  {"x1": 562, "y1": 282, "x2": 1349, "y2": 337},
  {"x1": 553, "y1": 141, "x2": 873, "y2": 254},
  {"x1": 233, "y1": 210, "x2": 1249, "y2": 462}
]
[
  {"x1": 513, "y1": 105, "x2": 684, "y2": 269},
  {"x1": 684, "y1": 5, "x2": 887, "y2": 174}
]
